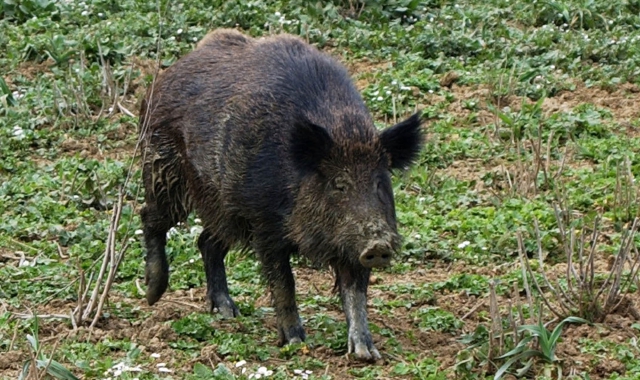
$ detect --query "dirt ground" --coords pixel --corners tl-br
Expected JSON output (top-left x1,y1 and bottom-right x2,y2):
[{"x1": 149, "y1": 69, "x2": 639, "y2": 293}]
[
  {"x1": 2, "y1": 260, "x2": 639, "y2": 379},
  {"x1": 2, "y1": 59, "x2": 640, "y2": 379}
]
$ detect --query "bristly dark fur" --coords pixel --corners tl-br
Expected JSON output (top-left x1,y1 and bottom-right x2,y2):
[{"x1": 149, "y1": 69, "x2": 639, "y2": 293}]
[
  {"x1": 290, "y1": 120, "x2": 334, "y2": 176},
  {"x1": 138, "y1": 28, "x2": 425, "y2": 360}
]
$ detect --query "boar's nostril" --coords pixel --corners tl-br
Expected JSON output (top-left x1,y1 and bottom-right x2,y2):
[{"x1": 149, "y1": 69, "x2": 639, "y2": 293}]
[{"x1": 359, "y1": 244, "x2": 393, "y2": 268}]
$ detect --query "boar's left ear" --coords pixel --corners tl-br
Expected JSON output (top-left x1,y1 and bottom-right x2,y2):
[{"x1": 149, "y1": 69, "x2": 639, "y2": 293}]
[
  {"x1": 380, "y1": 112, "x2": 424, "y2": 170},
  {"x1": 290, "y1": 120, "x2": 334, "y2": 175}
]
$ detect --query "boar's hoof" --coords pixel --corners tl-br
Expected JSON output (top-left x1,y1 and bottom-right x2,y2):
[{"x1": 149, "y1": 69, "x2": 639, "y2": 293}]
[
  {"x1": 359, "y1": 242, "x2": 393, "y2": 268},
  {"x1": 350, "y1": 342, "x2": 382, "y2": 362},
  {"x1": 212, "y1": 302, "x2": 241, "y2": 319},
  {"x1": 278, "y1": 324, "x2": 306, "y2": 346},
  {"x1": 145, "y1": 260, "x2": 169, "y2": 306}
]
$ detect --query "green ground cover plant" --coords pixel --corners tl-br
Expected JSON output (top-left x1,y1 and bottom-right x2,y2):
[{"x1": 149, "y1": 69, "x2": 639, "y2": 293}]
[{"x1": 2, "y1": 0, "x2": 640, "y2": 378}]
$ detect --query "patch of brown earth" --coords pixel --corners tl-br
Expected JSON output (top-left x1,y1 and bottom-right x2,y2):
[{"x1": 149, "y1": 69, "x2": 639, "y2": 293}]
[
  {"x1": 0, "y1": 351, "x2": 25, "y2": 372},
  {"x1": 15, "y1": 59, "x2": 55, "y2": 81},
  {"x1": 444, "y1": 82, "x2": 640, "y2": 129}
]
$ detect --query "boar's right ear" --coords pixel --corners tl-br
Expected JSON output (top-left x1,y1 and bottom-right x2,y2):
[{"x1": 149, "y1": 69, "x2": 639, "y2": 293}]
[
  {"x1": 380, "y1": 112, "x2": 424, "y2": 170},
  {"x1": 290, "y1": 120, "x2": 334, "y2": 175}
]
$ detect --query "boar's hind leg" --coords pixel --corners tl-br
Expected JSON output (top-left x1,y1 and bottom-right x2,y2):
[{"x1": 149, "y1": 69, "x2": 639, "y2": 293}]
[
  {"x1": 261, "y1": 248, "x2": 305, "y2": 345},
  {"x1": 141, "y1": 201, "x2": 175, "y2": 306},
  {"x1": 198, "y1": 231, "x2": 240, "y2": 318},
  {"x1": 141, "y1": 153, "x2": 189, "y2": 306},
  {"x1": 335, "y1": 264, "x2": 381, "y2": 361}
]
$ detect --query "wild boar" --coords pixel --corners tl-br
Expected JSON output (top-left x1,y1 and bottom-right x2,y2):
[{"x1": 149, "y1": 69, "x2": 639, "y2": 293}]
[{"x1": 139, "y1": 29, "x2": 424, "y2": 361}]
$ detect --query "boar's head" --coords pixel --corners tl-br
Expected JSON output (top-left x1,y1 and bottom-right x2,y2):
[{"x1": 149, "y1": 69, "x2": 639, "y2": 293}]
[{"x1": 288, "y1": 112, "x2": 424, "y2": 269}]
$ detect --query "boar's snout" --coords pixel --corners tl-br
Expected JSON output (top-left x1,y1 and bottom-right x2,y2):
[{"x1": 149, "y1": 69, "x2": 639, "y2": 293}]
[{"x1": 359, "y1": 241, "x2": 393, "y2": 268}]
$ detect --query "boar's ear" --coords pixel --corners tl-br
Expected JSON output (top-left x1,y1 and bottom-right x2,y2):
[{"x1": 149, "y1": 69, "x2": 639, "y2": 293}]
[
  {"x1": 290, "y1": 120, "x2": 334, "y2": 175},
  {"x1": 380, "y1": 112, "x2": 424, "y2": 170}
]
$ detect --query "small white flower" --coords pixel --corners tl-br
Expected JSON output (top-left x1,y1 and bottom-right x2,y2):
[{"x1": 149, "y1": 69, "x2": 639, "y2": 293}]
[
  {"x1": 189, "y1": 258, "x2": 195, "y2": 264},
  {"x1": 116, "y1": 363, "x2": 125, "y2": 369},
  {"x1": 194, "y1": 218, "x2": 202, "y2": 224},
  {"x1": 257, "y1": 367, "x2": 268, "y2": 374},
  {"x1": 414, "y1": 234, "x2": 421, "y2": 239},
  {"x1": 376, "y1": 96, "x2": 383, "y2": 101},
  {"x1": 98, "y1": 12, "x2": 104, "y2": 17},
  {"x1": 274, "y1": 11, "x2": 281, "y2": 16},
  {"x1": 235, "y1": 360, "x2": 246, "y2": 367},
  {"x1": 193, "y1": 37, "x2": 198, "y2": 42},
  {"x1": 457, "y1": 241, "x2": 470, "y2": 249},
  {"x1": 169, "y1": 36, "x2": 176, "y2": 41},
  {"x1": 294, "y1": 369, "x2": 303, "y2": 374},
  {"x1": 12, "y1": 126, "x2": 24, "y2": 139},
  {"x1": 177, "y1": 28, "x2": 183, "y2": 34},
  {"x1": 134, "y1": 229, "x2": 143, "y2": 235},
  {"x1": 81, "y1": 10, "x2": 88, "y2": 16},
  {"x1": 428, "y1": 90, "x2": 434, "y2": 94},
  {"x1": 385, "y1": 90, "x2": 392, "y2": 95}
]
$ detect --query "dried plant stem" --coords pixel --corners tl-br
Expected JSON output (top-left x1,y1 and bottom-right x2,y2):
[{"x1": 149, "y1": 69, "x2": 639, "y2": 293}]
[{"x1": 517, "y1": 231, "x2": 563, "y2": 319}]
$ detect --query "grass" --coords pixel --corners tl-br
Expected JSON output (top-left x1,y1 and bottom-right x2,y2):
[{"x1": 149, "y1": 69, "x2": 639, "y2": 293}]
[{"x1": 1, "y1": 0, "x2": 640, "y2": 379}]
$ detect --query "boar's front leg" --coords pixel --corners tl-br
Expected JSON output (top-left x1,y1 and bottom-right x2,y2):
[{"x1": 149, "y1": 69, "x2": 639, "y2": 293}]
[
  {"x1": 260, "y1": 247, "x2": 306, "y2": 345},
  {"x1": 335, "y1": 264, "x2": 381, "y2": 361},
  {"x1": 198, "y1": 231, "x2": 240, "y2": 318}
]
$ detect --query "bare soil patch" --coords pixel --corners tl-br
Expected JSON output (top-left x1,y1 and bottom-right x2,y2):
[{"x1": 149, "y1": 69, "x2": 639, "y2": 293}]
[{"x1": 445, "y1": 81, "x2": 640, "y2": 128}]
